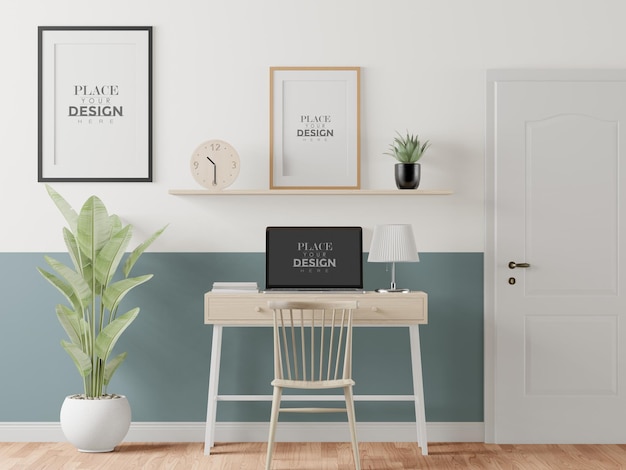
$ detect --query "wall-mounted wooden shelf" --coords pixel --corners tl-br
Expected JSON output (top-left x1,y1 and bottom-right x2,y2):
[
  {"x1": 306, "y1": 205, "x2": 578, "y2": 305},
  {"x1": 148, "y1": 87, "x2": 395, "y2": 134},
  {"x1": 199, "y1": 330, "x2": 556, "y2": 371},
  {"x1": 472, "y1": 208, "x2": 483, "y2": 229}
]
[{"x1": 168, "y1": 189, "x2": 452, "y2": 196}]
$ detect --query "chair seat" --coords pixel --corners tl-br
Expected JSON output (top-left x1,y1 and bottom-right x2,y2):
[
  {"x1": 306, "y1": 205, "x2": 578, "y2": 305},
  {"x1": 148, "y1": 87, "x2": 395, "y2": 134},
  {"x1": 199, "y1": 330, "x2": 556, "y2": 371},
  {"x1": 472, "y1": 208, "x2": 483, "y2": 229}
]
[{"x1": 272, "y1": 378, "x2": 355, "y2": 389}]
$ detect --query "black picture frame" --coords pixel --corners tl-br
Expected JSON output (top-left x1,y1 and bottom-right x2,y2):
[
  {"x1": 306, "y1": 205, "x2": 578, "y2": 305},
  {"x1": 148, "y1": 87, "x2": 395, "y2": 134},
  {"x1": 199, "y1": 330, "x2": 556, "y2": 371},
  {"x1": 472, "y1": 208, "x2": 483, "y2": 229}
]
[{"x1": 38, "y1": 26, "x2": 152, "y2": 182}]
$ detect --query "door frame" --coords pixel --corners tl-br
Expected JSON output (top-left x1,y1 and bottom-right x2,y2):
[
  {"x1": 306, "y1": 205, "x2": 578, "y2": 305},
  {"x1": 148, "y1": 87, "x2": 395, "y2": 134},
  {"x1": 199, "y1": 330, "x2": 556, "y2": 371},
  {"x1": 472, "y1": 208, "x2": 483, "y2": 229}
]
[{"x1": 484, "y1": 69, "x2": 626, "y2": 443}]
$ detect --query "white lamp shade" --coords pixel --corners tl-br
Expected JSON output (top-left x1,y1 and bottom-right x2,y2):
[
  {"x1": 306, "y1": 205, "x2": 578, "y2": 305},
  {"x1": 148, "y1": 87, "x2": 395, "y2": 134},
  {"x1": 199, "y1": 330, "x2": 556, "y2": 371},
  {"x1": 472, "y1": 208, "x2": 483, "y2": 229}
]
[{"x1": 367, "y1": 224, "x2": 419, "y2": 263}]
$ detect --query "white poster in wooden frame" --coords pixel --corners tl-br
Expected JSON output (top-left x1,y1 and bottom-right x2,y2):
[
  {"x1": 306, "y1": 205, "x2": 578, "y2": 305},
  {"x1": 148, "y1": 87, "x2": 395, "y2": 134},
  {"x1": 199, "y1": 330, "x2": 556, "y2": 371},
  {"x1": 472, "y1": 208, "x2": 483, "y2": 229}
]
[{"x1": 270, "y1": 67, "x2": 360, "y2": 189}]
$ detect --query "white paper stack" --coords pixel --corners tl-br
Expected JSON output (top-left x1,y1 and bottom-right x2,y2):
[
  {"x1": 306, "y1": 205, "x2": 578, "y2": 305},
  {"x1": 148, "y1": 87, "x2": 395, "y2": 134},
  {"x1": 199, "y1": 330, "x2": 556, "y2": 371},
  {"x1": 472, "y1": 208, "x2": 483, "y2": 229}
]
[{"x1": 211, "y1": 282, "x2": 259, "y2": 293}]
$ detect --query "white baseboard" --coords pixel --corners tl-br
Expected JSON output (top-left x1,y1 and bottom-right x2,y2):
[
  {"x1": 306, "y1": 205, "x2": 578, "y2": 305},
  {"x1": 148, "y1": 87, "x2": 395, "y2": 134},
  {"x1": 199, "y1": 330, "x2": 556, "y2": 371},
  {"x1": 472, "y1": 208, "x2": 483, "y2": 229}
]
[{"x1": 0, "y1": 421, "x2": 484, "y2": 443}]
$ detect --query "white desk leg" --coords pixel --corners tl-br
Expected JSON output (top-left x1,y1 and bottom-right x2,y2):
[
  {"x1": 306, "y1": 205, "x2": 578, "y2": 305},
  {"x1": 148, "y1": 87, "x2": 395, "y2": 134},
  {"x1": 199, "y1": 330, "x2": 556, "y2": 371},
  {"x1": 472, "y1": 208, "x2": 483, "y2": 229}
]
[
  {"x1": 409, "y1": 325, "x2": 428, "y2": 455},
  {"x1": 204, "y1": 325, "x2": 223, "y2": 455}
]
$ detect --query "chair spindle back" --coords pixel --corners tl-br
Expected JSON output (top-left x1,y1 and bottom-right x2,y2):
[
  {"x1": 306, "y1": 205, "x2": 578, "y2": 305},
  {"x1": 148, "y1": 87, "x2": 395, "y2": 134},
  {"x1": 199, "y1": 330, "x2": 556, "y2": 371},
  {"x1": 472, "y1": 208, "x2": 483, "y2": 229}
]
[{"x1": 268, "y1": 301, "x2": 358, "y2": 383}]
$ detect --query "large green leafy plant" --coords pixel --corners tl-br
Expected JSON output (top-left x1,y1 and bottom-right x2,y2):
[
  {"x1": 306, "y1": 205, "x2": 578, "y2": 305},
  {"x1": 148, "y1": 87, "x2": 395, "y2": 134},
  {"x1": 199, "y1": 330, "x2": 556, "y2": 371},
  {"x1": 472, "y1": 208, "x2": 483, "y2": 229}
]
[
  {"x1": 385, "y1": 131, "x2": 431, "y2": 163},
  {"x1": 38, "y1": 185, "x2": 167, "y2": 398}
]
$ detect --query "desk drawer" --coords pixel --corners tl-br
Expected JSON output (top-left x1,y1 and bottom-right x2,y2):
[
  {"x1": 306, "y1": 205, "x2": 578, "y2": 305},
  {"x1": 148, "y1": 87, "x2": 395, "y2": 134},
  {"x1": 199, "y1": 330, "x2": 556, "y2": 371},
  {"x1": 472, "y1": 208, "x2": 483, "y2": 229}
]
[
  {"x1": 353, "y1": 295, "x2": 427, "y2": 325},
  {"x1": 205, "y1": 292, "x2": 427, "y2": 325}
]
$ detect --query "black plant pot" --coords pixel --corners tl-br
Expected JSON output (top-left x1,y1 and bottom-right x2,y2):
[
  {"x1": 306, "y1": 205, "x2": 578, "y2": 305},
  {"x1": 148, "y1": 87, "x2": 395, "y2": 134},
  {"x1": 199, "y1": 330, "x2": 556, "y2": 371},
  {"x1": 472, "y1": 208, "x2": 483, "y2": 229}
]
[{"x1": 395, "y1": 163, "x2": 421, "y2": 189}]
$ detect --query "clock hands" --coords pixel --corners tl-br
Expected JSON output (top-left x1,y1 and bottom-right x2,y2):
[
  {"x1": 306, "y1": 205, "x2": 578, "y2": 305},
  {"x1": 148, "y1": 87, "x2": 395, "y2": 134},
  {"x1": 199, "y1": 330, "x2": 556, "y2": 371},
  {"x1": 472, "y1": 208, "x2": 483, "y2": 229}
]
[{"x1": 207, "y1": 156, "x2": 217, "y2": 186}]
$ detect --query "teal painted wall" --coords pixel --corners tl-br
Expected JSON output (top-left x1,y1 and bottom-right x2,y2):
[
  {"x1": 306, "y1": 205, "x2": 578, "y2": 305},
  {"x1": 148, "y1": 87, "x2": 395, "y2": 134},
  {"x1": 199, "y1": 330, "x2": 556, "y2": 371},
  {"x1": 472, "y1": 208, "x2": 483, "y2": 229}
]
[{"x1": 0, "y1": 252, "x2": 483, "y2": 423}]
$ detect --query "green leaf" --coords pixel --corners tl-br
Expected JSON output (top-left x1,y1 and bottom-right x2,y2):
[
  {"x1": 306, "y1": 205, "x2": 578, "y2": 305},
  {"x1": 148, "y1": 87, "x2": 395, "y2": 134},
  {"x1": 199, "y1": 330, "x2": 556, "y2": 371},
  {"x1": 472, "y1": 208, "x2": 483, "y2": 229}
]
[
  {"x1": 123, "y1": 224, "x2": 168, "y2": 277},
  {"x1": 411, "y1": 145, "x2": 421, "y2": 162},
  {"x1": 109, "y1": 214, "x2": 123, "y2": 235},
  {"x1": 56, "y1": 304, "x2": 89, "y2": 347},
  {"x1": 43, "y1": 256, "x2": 92, "y2": 312},
  {"x1": 94, "y1": 225, "x2": 132, "y2": 287},
  {"x1": 63, "y1": 227, "x2": 89, "y2": 276},
  {"x1": 45, "y1": 185, "x2": 78, "y2": 234},
  {"x1": 61, "y1": 340, "x2": 92, "y2": 378},
  {"x1": 95, "y1": 309, "x2": 139, "y2": 363},
  {"x1": 38, "y1": 267, "x2": 75, "y2": 306},
  {"x1": 103, "y1": 352, "x2": 128, "y2": 386},
  {"x1": 102, "y1": 275, "x2": 153, "y2": 312},
  {"x1": 77, "y1": 196, "x2": 111, "y2": 264}
]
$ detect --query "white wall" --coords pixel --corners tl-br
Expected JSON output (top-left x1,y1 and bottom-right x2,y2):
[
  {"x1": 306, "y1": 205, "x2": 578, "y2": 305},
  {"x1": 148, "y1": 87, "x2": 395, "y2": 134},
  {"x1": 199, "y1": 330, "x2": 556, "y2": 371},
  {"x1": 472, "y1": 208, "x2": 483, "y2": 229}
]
[{"x1": 3, "y1": 0, "x2": 626, "y2": 253}]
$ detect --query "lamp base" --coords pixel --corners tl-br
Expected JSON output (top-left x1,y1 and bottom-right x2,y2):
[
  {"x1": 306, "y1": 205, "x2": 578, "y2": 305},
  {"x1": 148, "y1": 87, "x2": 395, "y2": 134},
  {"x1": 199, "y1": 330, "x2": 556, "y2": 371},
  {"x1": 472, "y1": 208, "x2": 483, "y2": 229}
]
[{"x1": 375, "y1": 288, "x2": 410, "y2": 293}]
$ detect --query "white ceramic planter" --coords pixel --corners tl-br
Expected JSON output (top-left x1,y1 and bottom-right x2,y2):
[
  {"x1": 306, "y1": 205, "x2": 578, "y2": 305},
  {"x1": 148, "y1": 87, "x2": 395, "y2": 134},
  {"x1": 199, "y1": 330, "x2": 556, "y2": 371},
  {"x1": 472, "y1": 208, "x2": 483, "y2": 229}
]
[{"x1": 60, "y1": 394, "x2": 131, "y2": 452}]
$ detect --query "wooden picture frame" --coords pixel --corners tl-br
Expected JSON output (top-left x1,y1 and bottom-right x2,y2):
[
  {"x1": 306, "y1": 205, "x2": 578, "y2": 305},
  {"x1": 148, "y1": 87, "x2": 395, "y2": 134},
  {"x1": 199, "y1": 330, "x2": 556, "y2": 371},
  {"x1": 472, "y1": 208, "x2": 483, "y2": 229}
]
[
  {"x1": 270, "y1": 67, "x2": 360, "y2": 189},
  {"x1": 38, "y1": 26, "x2": 152, "y2": 182}
]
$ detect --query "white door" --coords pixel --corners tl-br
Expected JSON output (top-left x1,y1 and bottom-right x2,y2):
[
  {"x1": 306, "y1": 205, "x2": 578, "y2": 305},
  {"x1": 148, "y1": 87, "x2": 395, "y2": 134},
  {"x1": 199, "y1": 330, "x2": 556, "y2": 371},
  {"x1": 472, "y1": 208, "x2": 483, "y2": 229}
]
[{"x1": 486, "y1": 70, "x2": 626, "y2": 443}]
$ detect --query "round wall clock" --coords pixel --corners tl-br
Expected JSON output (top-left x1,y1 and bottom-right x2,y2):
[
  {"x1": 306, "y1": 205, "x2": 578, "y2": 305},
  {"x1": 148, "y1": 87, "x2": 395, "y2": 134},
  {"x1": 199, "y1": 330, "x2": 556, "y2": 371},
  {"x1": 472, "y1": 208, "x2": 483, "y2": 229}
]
[{"x1": 190, "y1": 139, "x2": 240, "y2": 190}]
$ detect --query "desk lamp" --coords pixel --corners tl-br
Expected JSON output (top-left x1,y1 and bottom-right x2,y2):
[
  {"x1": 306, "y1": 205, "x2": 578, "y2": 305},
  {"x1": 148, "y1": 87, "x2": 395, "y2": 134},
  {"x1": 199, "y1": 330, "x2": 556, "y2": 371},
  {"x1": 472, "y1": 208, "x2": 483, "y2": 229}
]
[{"x1": 367, "y1": 224, "x2": 419, "y2": 293}]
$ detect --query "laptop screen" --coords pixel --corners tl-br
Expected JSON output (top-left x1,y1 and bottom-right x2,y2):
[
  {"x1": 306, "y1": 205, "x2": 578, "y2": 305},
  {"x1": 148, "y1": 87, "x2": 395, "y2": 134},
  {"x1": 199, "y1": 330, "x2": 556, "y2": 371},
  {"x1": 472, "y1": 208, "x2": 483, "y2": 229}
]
[{"x1": 265, "y1": 226, "x2": 363, "y2": 290}]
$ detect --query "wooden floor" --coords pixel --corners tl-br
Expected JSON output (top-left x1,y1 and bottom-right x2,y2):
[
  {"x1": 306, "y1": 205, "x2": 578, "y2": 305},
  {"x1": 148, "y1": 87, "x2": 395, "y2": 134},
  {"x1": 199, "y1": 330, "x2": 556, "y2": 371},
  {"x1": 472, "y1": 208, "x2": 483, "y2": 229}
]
[{"x1": 2, "y1": 441, "x2": 626, "y2": 469}]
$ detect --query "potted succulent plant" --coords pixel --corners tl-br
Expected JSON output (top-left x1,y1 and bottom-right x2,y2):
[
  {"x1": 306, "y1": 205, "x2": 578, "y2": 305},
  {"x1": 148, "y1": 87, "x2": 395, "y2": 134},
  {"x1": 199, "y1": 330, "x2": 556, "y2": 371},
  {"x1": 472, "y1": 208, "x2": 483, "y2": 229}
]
[
  {"x1": 385, "y1": 131, "x2": 431, "y2": 189},
  {"x1": 37, "y1": 185, "x2": 167, "y2": 452}
]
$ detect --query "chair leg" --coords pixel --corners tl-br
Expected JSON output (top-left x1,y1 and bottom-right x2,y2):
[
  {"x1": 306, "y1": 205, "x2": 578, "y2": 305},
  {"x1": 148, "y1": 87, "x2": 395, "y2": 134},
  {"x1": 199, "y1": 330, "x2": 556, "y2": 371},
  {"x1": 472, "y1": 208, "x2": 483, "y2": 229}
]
[
  {"x1": 343, "y1": 386, "x2": 361, "y2": 470},
  {"x1": 266, "y1": 386, "x2": 282, "y2": 470}
]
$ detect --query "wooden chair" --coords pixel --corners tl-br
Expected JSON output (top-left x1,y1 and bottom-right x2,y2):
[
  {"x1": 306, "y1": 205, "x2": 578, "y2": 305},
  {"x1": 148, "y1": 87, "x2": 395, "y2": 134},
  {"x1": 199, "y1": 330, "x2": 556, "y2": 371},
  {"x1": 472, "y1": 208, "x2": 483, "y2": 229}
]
[{"x1": 266, "y1": 300, "x2": 361, "y2": 470}]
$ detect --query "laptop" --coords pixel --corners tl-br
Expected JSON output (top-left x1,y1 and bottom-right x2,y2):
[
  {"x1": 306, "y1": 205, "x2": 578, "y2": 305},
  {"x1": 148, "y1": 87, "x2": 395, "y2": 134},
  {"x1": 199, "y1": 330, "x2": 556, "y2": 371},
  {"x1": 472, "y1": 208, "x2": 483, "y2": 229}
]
[{"x1": 264, "y1": 226, "x2": 364, "y2": 292}]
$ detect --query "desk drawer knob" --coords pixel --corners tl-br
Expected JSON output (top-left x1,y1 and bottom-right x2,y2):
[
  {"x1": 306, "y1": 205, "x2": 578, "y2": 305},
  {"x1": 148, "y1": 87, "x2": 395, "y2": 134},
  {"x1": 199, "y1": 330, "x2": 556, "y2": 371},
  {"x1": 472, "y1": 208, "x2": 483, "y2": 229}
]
[
  {"x1": 371, "y1": 306, "x2": 379, "y2": 312},
  {"x1": 254, "y1": 306, "x2": 261, "y2": 312}
]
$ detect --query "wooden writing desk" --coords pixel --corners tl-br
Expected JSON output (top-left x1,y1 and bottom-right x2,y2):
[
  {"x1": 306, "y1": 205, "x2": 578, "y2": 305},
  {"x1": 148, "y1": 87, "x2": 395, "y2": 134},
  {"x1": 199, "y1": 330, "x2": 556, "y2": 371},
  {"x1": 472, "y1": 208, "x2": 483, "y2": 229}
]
[{"x1": 203, "y1": 291, "x2": 428, "y2": 455}]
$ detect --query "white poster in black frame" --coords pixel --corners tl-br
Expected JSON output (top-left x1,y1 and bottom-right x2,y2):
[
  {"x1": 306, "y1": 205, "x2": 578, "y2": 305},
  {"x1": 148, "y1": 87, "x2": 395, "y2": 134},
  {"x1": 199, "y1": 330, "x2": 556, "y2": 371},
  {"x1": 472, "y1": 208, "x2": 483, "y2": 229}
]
[{"x1": 38, "y1": 26, "x2": 152, "y2": 182}]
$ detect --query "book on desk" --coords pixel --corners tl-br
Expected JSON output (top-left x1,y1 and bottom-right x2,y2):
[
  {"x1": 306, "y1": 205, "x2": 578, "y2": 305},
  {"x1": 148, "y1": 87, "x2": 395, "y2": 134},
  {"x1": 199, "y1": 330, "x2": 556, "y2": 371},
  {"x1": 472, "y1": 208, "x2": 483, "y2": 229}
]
[{"x1": 211, "y1": 282, "x2": 259, "y2": 293}]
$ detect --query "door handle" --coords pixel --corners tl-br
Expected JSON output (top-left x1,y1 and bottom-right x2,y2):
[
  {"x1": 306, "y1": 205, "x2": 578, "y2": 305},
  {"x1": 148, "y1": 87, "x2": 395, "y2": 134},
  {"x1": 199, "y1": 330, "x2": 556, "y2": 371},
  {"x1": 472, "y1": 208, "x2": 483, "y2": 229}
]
[{"x1": 508, "y1": 261, "x2": 530, "y2": 269}]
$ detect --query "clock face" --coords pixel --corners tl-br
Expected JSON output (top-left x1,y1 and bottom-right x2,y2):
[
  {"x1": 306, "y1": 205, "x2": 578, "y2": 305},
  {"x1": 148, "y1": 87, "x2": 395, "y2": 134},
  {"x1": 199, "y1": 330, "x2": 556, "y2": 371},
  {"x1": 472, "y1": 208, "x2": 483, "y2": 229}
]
[{"x1": 190, "y1": 139, "x2": 240, "y2": 190}]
